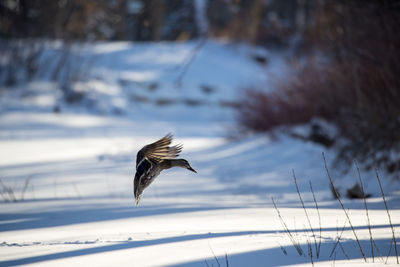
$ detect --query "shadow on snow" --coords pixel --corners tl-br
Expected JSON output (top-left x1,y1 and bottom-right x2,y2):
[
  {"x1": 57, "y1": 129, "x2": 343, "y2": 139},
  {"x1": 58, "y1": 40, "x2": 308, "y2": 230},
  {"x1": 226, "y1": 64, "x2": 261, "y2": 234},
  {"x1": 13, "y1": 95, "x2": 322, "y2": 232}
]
[{"x1": 0, "y1": 234, "x2": 397, "y2": 267}]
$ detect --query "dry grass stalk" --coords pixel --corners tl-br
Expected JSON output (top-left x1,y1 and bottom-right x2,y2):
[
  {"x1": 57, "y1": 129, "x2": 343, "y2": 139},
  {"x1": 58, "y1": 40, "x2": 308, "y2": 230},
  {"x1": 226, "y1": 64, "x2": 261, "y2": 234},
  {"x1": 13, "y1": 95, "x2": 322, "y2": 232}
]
[
  {"x1": 333, "y1": 251, "x2": 337, "y2": 267},
  {"x1": 374, "y1": 167, "x2": 399, "y2": 264},
  {"x1": 209, "y1": 244, "x2": 221, "y2": 267},
  {"x1": 20, "y1": 177, "x2": 31, "y2": 201},
  {"x1": 307, "y1": 238, "x2": 314, "y2": 267},
  {"x1": 292, "y1": 170, "x2": 319, "y2": 258},
  {"x1": 338, "y1": 239, "x2": 350, "y2": 260},
  {"x1": 309, "y1": 181, "x2": 322, "y2": 258},
  {"x1": 354, "y1": 160, "x2": 374, "y2": 262},
  {"x1": 372, "y1": 240, "x2": 384, "y2": 262},
  {"x1": 330, "y1": 218, "x2": 348, "y2": 258},
  {"x1": 272, "y1": 197, "x2": 304, "y2": 256},
  {"x1": 322, "y1": 152, "x2": 366, "y2": 262}
]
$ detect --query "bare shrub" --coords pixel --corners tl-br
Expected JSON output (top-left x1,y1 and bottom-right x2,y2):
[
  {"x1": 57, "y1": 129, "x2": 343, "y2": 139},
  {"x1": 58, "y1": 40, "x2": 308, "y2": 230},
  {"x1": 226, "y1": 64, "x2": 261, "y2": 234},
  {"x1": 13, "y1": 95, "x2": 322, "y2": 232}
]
[
  {"x1": 237, "y1": 89, "x2": 313, "y2": 133},
  {"x1": 237, "y1": 0, "x2": 400, "y2": 174}
]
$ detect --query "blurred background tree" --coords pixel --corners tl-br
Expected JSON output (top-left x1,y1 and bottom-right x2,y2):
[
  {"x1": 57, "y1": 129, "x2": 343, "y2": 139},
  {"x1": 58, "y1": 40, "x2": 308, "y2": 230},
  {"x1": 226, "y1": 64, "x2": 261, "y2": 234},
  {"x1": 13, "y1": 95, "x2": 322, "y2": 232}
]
[
  {"x1": 0, "y1": 0, "x2": 307, "y2": 44},
  {"x1": 1, "y1": 0, "x2": 399, "y2": 176},
  {"x1": 0, "y1": 0, "x2": 127, "y2": 40}
]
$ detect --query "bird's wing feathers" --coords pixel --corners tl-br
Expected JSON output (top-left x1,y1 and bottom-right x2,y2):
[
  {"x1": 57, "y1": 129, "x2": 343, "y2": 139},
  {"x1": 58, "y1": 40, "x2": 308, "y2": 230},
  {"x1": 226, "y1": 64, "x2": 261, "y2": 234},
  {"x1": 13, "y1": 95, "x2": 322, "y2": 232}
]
[{"x1": 138, "y1": 134, "x2": 182, "y2": 163}]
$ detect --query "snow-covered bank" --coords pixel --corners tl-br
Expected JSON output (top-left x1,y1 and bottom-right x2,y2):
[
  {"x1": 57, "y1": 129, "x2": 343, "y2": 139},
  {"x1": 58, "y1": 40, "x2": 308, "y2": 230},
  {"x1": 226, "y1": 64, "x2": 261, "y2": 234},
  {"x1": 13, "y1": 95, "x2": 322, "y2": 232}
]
[{"x1": 1, "y1": 41, "x2": 399, "y2": 266}]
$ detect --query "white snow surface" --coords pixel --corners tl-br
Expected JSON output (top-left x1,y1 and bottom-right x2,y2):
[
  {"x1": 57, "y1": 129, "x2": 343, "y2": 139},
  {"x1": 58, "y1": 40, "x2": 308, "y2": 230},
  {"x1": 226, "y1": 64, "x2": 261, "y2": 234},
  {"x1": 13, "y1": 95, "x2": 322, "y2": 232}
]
[{"x1": 0, "y1": 40, "x2": 399, "y2": 267}]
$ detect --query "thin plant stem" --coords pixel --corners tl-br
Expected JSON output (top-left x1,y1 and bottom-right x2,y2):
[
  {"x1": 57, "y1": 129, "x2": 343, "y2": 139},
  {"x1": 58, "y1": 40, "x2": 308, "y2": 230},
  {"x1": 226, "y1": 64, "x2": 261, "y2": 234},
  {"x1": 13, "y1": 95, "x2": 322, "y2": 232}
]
[
  {"x1": 354, "y1": 160, "x2": 374, "y2": 262},
  {"x1": 20, "y1": 177, "x2": 31, "y2": 201},
  {"x1": 209, "y1": 244, "x2": 221, "y2": 267},
  {"x1": 374, "y1": 166, "x2": 399, "y2": 264},
  {"x1": 292, "y1": 170, "x2": 318, "y2": 257},
  {"x1": 322, "y1": 152, "x2": 366, "y2": 262},
  {"x1": 375, "y1": 166, "x2": 399, "y2": 264},
  {"x1": 309, "y1": 181, "x2": 322, "y2": 258},
  {"x1": 333, "y1": 251, "x2": 337, "y2": 267},
  {"x1": 387, "y1": 238, "x2": 393, "y2": 264},
  {"x1": 372, "y1": 239, "x2": 384, "y2": 262},
  {"x1": 307, "y1": 238, "x2": 314, "y2": 267},
  {"x1": 338, "y1": 239, "x2": 350, "y2": 260},
  {"x1": 272, "y1": 197, "x2": 304, "y2": 256},
  {"x1": 330, "y1": 218, "x2": 348, "y2": 258}
]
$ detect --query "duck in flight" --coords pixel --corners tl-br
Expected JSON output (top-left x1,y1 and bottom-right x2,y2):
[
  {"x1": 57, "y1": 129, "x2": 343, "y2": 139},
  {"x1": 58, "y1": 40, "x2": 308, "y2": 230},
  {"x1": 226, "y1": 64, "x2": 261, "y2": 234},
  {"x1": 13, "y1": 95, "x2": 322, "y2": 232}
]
[{"x1": 134, "y1": 134, "x2": 197, "y2": 205}]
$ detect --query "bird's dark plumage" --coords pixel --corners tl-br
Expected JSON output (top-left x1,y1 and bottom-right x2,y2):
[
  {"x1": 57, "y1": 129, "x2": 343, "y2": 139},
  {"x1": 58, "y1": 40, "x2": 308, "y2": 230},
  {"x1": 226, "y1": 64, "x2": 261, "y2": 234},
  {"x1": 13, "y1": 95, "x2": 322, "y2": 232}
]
[{"x1": 134, "y1": 134, "x2": 196, "y2": 205}]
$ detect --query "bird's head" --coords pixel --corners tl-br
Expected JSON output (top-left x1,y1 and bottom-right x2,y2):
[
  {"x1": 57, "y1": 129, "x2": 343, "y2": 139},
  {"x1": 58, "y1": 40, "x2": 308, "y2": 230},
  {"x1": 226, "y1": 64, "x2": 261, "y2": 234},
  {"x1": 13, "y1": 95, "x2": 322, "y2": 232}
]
[{"x1": 177, "y1": 159, "x2": 197, "y2": 173}]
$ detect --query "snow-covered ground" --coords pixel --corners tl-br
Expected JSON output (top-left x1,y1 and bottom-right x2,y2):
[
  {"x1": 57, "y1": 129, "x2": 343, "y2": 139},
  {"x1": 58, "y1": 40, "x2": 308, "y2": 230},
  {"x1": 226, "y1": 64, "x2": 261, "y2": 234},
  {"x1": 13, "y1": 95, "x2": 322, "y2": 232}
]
[{"x1": 0, "y1": 40, "x2": 399, "y2": 266}]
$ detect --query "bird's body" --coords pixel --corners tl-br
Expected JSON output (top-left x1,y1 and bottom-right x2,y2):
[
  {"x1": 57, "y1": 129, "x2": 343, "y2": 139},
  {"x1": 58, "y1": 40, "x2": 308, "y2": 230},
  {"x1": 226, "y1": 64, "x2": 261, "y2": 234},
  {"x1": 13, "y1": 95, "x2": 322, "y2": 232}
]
[{"x1": 134, "y1": 134, "x2": 196, "y2": 205}]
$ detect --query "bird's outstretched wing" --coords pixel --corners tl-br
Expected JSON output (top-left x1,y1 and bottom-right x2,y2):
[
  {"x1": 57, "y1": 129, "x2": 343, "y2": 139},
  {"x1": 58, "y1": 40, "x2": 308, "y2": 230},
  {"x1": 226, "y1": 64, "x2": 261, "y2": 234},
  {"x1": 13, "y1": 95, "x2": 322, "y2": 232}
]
[{"x1": 136, "y1": 134, "x2": 182, "y2": 166}]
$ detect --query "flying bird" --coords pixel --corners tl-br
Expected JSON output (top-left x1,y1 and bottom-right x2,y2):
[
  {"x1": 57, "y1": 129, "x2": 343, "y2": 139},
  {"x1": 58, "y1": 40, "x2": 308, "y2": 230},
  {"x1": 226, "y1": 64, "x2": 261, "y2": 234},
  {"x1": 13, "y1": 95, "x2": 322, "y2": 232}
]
[{"x1": 134, "y1": 134, "x2": 196, "y2": 205}]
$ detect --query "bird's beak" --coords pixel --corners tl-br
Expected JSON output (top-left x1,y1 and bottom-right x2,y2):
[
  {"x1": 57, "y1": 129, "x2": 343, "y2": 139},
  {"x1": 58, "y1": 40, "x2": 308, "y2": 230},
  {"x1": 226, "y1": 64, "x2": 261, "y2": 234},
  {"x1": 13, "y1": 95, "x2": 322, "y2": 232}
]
[{"x1": 188, "y1": 166, "x2": 197, "y2": 173}]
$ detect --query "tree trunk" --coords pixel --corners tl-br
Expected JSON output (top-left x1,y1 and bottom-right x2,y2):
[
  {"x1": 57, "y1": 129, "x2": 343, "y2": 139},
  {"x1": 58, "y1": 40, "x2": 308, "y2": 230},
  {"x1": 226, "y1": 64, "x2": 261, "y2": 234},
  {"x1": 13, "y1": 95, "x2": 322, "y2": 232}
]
[{"x1": 150, "y1": 0, "x2": 165, "y2": 41}]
